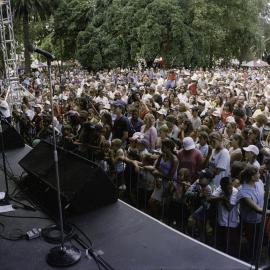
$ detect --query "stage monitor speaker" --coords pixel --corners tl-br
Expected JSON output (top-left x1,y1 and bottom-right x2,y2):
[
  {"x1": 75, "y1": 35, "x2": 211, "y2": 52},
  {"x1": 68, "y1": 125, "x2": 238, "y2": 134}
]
[
  {"x1": 18, "y1": 141, "x2": 118, "y2": 215},
  {"x1": 0, "y1": 120, "x2": 25, "y2": 150}
]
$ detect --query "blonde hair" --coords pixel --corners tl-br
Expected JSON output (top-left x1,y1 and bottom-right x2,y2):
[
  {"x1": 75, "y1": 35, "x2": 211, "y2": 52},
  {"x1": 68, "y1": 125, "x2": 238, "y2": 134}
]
[{"x1": 144, "y1": 113, "x2": 155, "y2": 126}]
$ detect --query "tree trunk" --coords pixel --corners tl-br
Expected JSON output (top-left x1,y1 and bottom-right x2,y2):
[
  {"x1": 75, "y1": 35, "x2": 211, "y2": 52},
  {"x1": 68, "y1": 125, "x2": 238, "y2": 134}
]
[{"x1": 23, "y1": 11, "x2": 31, "y2": 74}]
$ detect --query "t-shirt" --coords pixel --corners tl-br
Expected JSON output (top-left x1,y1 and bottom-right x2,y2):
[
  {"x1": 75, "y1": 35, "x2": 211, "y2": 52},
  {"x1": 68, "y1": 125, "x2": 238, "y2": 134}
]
[
  {"x1": 141, "y1": 125, "x2": 157, "y2": 151},
  {"x1": 188, "y1": 83, "x2": 198, "y2": 95},
  {"x1": 213, "y1": 187, "x2": 239, "y2": 228},
  {"x1": 191, "y1": 116, "x2": 201, "y2": 130},
  {"x1": 177, "y1": 149, "x2": 203, "y2": 182},
  {"x1": 196, "y1": 143, "x2": 209, "y2": 158},
  {"x1": 237, "y1": 180, "x2": 264, "y2": 224},
  {"x1": 112, "y1": 116, "x2": 129, "y2": 140},
  {"x1": 168, "y1": 125, "x2": 180, "y2": 140},
  {"x1": 208, "y1": 148, "x2": 230, "y2": 187},
  {"x1": 129, "y1": 117, "x2": 144, "y2": 135}
]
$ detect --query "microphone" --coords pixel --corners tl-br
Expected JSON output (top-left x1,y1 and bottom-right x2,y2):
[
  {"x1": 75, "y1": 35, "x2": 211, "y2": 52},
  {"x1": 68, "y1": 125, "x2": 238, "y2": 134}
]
[{"x1": 28, "y1": 45, "x2": 56, "y2": 61}]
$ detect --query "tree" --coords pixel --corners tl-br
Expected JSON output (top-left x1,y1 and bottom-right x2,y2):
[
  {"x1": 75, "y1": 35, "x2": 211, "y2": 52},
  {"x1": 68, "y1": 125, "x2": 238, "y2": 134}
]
[
  {"x1": 47, "y1": 0, "x2": 270, "y2": 70},
  {"x1": 77, "y1": 0, "x2": 191, "y2": 70},
  {"x1": 53, "y1": 0, "x2": 95, "y2": 61},
  {"x1": 11, "y1": 0, "x2": 55, "y2": 73}
]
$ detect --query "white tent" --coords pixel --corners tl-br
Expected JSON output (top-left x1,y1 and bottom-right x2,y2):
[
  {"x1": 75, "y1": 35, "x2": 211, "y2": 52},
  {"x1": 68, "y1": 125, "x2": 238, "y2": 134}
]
[
  {"x1": 31, "y1": 60, "x2": 47, "y2": 69},
  {"x1": 242, "y1": 59, "x2": 269, "y2": 68}
]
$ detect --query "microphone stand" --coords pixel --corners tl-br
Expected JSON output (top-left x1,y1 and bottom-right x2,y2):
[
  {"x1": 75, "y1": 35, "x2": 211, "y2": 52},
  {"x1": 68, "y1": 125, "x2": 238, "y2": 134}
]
[{"x1": 46, "y1": 58, "x2": 81, "y2": 267}]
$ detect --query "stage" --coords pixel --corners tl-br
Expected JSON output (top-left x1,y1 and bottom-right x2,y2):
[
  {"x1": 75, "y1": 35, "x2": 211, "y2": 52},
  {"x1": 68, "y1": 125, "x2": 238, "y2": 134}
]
[{"x1": 0, "y1": 146, "x2": 254, "y2": 270}]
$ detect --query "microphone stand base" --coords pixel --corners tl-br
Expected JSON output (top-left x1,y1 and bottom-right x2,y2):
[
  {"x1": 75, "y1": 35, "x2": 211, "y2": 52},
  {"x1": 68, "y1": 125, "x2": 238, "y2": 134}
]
[{"x1": 47, "y1": 245, "x2": 81, "y2": 267}]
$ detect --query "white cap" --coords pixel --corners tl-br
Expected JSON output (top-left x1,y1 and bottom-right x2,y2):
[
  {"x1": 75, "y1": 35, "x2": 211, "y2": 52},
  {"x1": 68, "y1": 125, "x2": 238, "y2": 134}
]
[
  {"x1": 183, "y1": 137, "x2": 195, "y2": 151},
  {"x1": 191, "y1": 75, "x2": 198, "y2": 81},
  {"x1": 243, "y1": 145, "x2": 259, "y2": 156},
  {"x1": 212, "y1": 110, "x2": 221, "y2": 117},
  {"x1": 226, "y1": 116, "x2": 236, "y2": 123},
  {"x1": 157, "y1": 108, "x2": 167, "y2": 116},
  {"x1": 34, "y1": 104, "x2": 43, "y2": 109}
]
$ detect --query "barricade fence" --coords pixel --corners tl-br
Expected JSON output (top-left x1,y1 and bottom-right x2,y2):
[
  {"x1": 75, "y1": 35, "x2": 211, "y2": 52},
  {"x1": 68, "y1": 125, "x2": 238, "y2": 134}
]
[{"x1": 84, "y1": 150, "x2": 270, "y2": 267}]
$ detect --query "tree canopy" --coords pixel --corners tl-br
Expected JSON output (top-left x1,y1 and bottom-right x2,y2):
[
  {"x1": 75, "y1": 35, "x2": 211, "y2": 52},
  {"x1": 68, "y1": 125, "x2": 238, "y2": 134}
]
[{"x1": 12, "y1": 0, "x2": 270, "y2": 70}]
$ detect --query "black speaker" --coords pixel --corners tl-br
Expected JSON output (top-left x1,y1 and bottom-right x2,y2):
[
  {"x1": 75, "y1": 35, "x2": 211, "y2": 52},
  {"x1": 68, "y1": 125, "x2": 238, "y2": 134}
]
[
  {"x1": 18, "y1": 141, "x2": 118, "y2": 215},
  {"x1": 0, "y1": 120, "x2": 25, "y2": 150}
]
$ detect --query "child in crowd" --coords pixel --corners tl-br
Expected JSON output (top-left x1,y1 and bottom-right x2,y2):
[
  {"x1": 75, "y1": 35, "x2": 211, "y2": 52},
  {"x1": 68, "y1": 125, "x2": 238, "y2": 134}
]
[
  {"x1": 109, "y1": 138, "x2": 126, "y2": 190},
  {"x1": 167, "y1": 168, "x2": 191, "y2": 229},
  {"x1": 196, "y1": 131, "x2": 209, "y2": 160},
  {"x1": 211, "y1": 177, "x2": 240, "y2": 256},
  {"x1": 156, "y1": 125, "x2": 169, "y2": 150},
  {"x1": 185, "y1": 170, "x2": 213, "y2": 241}
]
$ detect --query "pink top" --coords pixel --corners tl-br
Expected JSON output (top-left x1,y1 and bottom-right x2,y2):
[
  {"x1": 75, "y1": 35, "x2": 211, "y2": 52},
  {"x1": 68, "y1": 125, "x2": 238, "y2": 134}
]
[{"x1": 141, "y1": 125, "x2": 157, "y2": 151}]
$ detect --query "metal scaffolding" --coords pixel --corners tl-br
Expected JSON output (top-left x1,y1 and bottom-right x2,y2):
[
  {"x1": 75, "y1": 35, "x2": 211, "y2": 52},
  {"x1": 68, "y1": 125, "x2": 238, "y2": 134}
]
[{"x1": 0, "y1": 0, "x2": 21, "y2": 107}]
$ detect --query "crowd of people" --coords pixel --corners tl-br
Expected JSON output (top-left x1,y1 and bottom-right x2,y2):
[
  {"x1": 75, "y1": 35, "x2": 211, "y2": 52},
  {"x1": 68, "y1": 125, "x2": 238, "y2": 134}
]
[{"x1": 7, "y1": 65, "x2": 270, "y2": 262}]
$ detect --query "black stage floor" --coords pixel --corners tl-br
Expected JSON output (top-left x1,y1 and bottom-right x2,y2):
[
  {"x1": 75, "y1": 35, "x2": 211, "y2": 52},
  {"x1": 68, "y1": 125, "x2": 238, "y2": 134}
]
[{"x1": 0, "y1": 146, "x2": 253, "y2": 270}]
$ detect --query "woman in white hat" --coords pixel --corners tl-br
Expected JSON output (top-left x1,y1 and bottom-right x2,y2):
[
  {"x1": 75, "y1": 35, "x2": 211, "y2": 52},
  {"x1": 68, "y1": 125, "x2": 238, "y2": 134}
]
[{"x1": 243, "y1": 144, "x2": 260, "y2": 169}]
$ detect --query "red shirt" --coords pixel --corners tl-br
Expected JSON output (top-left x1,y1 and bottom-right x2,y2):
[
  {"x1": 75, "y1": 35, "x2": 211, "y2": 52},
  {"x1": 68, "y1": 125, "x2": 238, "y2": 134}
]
[
  {"x1": 235, "y1": 118, "x2": 245, "y2": 130},
  {"x1": 168, "y1": 72, "x2": 176, "y2": 81},
  {"x1": 189, "y1": 83, "x2": 198, "y2": 95},
  {"x1": 221, "y1": 111, "x2": 232, "y2": 123},
  {"x1": 177, "y1": 148, "x2": 203, "y2": 182}
]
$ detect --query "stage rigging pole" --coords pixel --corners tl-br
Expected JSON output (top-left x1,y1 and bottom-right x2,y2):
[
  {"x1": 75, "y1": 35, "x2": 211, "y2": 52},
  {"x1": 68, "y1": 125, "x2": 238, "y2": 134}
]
[{"x1": 0, "y1": 0, "x2": 22, "y2": 109}]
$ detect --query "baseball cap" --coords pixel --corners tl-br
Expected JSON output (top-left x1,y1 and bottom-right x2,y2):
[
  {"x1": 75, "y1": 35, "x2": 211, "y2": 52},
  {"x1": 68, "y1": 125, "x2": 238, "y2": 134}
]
[
  {"x1": 33, "y1": 104, "x2": 43, "y2": 110},
  {"x1": 243, "y1": 145, "x2": 259, "y2": 156},
  {"x1": 199, "y1": 169, "x2": 213, "y2": 179},
  {"x1": 183, "y1": 137, "x2": 195, "y2": 151},
  {"x1": 212, "y1": 110, "x2": 221, "y2": 117},
  {"x1": 226, "y1": 116, "x2": 236, "y2": 123},
  {"x1": 157, "y1": 108, "x2": 167, "y2": 116}
]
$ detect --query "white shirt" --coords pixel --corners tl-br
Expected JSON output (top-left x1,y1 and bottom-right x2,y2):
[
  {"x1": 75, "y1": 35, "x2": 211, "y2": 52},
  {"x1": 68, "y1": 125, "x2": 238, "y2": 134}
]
[
  {"x1": 94, "y1": 96, "x2": 109, "y2": 106},
  {"x1": 157, "y1": 77, "x2": 164, "y2": 87},
  {"x1": 213, "y1": 187, "x2": 239, "y2": 228},
  {"x1": 209, "y1": 148, "x2": 231, "y2": 187},
  {"x1": 25, "y1": 109, "x2": 35, "y2": 121}
]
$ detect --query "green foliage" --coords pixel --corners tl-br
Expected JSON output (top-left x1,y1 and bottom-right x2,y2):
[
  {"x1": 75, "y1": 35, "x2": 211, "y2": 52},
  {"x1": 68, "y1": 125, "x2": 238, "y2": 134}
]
[
  {"x1": 75, "y1": 0, "x2": 268, "y2": 70},
  {"x1": 12, "y1": 0, "x2": 270, "y2": 70},
  {"x1": 12, "y1": 0, "x2": 56, "y2": 73},
  {"x1": 53, "y1": 0, "x2": 95, "y2": 60}
]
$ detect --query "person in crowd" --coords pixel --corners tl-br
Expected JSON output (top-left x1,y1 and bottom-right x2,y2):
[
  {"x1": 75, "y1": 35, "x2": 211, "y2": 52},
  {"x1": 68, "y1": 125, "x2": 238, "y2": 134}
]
[
  {"x1": 243, "y1": 145, "x2": 260, "y2": 168},
  {"x1": 179, "y1": 119, "x2": 194, "y2": 141},
  {"x1": 229, "y1": 134, "x2": 243, "y2": 163},
  {"x1": 207, "y1": 132, "x2": 230, "y2": 187},
  {"x1": 129, "y1": 108, "x2": 144, "y2": 136},
  {"x1": 146, "y1": 139, "x2": 178, "y2": 219},
  {"x1": 166, "y1": 114, "x2": 180, "y2": 140},
  {"x1": 178, "y1": 137, "x2": 203, "y2": 182},
  {"x1": 140, "y1": 113, "x2": 157, "y2": 151},
  {"x1": 11, "y1": 65, "x2": 270, "y2": 262},
  {"x1": 108, "y1": 138, "x2": 126, "y2": 190},
  {"x1": 221, "y1": 102, "x2": 233, "y2": 124},
  {"x1": 112, "y1": 104, "x2": 129, "y2": 145},
  {"x1": 167, "y1": 168, "x2": 191, "y2": 229},
  {"x1": 191, "y1": 106, "x2": 201, "y2": 131},
  {"x1": 196, "y1": 131, "x2": 210, "y2": 160},
  {"x1": 237, "y1": 165, "x2": 270, "y2": 261},
  {"x1": 233, "y1": 108, "x2": 246, "y2": 130},
  {"x1": 101, "y1": 112, "x2": 113, "y2": 140},
  {"x1": 211, "y1": 177, "x2": 240, "y2": 256},
  {"x1": 185, "y1": 169, "x2": 213, "y2": 241}
]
